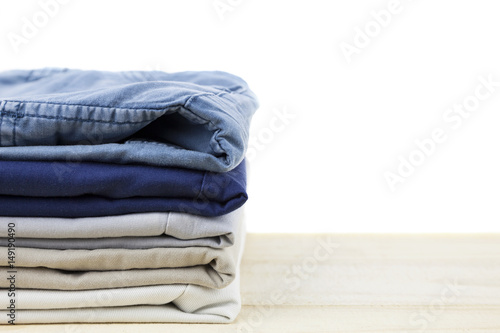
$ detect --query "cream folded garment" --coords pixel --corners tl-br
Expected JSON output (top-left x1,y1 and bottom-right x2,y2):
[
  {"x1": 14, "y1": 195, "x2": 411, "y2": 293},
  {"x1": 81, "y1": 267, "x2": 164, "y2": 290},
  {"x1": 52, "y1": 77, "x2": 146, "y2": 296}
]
[
  {"x1": 0, "y1": 209, "x2": 245, "y2": 324},
  {"x1": 0, "y1": 237, "x2": 245, "y2": 324}
]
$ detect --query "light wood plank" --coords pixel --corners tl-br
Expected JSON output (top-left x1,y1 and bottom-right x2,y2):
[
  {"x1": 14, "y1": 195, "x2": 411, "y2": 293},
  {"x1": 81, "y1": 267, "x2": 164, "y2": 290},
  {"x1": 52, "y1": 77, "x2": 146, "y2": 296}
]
[
  {"x1": 4, "y1": 306, "x2": 500, "y2": 333},
  {"x1": 241, "y1": 234, "x2": 500, "y2": 306}
]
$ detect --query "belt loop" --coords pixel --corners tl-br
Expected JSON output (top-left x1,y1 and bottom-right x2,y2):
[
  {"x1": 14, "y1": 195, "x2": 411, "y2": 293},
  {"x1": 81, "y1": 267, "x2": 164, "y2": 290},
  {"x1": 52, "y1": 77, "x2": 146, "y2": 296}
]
[{"x1": 0, "y1": 101, "x2": 24, "y2": 118}]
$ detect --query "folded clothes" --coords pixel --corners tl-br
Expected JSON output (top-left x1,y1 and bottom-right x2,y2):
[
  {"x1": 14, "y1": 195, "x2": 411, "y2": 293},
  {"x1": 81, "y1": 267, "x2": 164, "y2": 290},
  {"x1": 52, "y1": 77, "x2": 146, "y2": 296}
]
[
  {"x1": 0, "y1": 159, "x2": 246, "y2": 199},
  {"x1": 0, "y1": 209, "x2": 241, "y2": 241},
  {"x1": 0, "y1": 67, "x2": 254, "y2": 325},
  {"x1": 0, "y1": 221, "x2": 246, "y2": 324},
  {"x1": 0, "y1": 160, "x2": 247, "y2": 217},
  {"x1": 0, "y1": 235, "x2": 228, "y2": 250},
  {"x1": 0, "y1": 245, "x2": 238, "y2": 271},
  {"x1": 0, "y1": 265, "x2": 229, "y2": 290},
  {"x1": 0, "y1": 283, "x2": 238, "y2": 310},
  {"x1": 0, "y1": 236, "x2": 232, "y2": 250},
  {"x1": 0, "y1": 68, "x2": 259, "y2": 172},
  {"x1": 0, "y1": 277, "x2": 242, "y2": 323},
  {"x1": 0, "y1": 208, "x2": 243, "y2": 249},
  {"x1": 0, "y1": 193, "x2": 244, "y2": 217},
  {"x1": 0, "y1": 304, "x2": 239, "y2": 324},
  {"x1": 0, "y1": 210, "x2": 244, "y2": 290}
]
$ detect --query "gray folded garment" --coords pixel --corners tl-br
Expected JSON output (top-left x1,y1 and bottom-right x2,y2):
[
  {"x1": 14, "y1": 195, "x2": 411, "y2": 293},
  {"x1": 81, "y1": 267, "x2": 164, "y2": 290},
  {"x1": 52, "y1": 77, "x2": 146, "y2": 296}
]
[
  {"x1": 0, "y1": 223, "x2": 246, "y2": 324},
  {"x1": 0, "y1": 208, "x2": 242, "y2": 248},
  {"x1": 0, "y1": 209, "x2": 244, "y2": 290},
  {"x1": 0, "y1": 234, "x2": 228, "y2": 250}
]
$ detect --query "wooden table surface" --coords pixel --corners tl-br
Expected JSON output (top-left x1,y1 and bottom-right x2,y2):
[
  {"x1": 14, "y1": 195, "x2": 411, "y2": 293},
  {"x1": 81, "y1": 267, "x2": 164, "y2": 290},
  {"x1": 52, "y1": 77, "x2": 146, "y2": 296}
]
[{"x1": 5, "y1": 234, "x2": 500, "y2": 332}]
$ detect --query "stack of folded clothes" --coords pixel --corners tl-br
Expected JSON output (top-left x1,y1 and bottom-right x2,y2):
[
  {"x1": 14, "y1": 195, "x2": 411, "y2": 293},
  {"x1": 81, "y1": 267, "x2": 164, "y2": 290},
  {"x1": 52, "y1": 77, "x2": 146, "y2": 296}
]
[{"x1": 0, "y1": 68, "x2": 258, "y2": 324}]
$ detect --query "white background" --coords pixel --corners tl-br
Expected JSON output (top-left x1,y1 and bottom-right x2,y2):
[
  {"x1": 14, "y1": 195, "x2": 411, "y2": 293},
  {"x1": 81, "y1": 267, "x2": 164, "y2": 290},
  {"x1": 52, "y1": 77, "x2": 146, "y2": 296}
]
[{"x1": 1, "y1": 0, "x2": 500, "y2": 233}]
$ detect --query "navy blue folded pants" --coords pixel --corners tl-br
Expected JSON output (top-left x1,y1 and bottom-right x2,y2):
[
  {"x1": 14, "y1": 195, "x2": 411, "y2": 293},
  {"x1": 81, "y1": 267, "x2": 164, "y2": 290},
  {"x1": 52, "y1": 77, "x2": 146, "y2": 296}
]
[{"x1": 0, "y1": 160, "x2": 247, "y2": 217}]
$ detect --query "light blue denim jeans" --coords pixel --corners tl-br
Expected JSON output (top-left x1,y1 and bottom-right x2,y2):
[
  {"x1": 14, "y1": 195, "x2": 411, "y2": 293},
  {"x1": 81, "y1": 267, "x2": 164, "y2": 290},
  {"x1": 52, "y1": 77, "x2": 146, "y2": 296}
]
[{"x1": 0, "y1": 68, "x2": 258, "y2": 172}]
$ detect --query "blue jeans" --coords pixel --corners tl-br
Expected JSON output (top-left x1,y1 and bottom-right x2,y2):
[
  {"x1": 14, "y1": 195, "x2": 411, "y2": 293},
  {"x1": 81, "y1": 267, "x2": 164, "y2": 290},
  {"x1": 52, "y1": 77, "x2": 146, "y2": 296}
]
[{"x1": 0, "y1": 68, "x2": 258, "y2": 172}]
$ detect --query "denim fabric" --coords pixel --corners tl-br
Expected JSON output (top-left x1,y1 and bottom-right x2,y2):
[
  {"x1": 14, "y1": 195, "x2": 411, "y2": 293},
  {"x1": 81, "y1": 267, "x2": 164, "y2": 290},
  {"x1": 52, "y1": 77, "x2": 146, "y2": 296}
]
[
  {"x1": 0, "y1": 68, "x2": 258, "y2": 172},
  {"x1": 0, "y1": 159, "x2": 246, "y2": 199},
  {"x1": 0, "y1": 160, "x2": 246, "y2": 217}
]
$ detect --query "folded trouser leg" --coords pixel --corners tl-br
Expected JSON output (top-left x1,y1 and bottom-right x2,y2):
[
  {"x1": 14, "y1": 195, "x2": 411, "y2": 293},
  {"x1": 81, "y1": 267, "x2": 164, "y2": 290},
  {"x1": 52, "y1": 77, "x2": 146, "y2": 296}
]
[
  {"x1": 0, "y1": 208, "x2": 244, "y2": 249},
  {"x1": 0, "y1": 274, "x2": 242, "y2": 324},
  {"x1": 0, "y1": 209, "x2": 241, "y2": 241}
]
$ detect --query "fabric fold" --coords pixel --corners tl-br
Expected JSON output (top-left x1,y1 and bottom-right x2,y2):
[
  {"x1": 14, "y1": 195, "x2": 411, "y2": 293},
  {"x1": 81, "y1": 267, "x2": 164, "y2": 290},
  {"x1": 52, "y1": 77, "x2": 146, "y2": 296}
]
[
  {"x1": 0, "y1": 235, "x2": 231, "y2": 250},
  {"x1": 0, "y1": 219, "x2": 246, "y2": 324},
  {"x1": 0, "y1": 235, "x2": 245, "y2": 324},
  {"x1": 0, "y1": 210, "x2": 244, "y2": 290},
  {"x1": 0, "y1": 68, "x2": 259, "y2": 172},
  {"x1": 0, "y1": 208, "x2": 241, "y2": 242},
  {"x1": 0, "y1": 159, "x2": 246, "y2": 199},
  {"x1": 0, "y1": 67, "x2": 254, "y2": 324},
  {"x1": 0, "y1": 160, "x2": 247, "y2": 218}
]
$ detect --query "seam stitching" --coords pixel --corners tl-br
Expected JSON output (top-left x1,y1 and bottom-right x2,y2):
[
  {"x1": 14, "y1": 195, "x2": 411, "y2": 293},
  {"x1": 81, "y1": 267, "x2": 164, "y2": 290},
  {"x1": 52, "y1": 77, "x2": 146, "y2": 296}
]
[
  {"x1": 3, "y1": 92, "x2": 227, "y2": 110},
  {"x1": 185, "y1": 94, "x2": 230, "y2": 163},
  {"x1": 0, "y1": 112, "x2": 155, "y2": 125}
]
